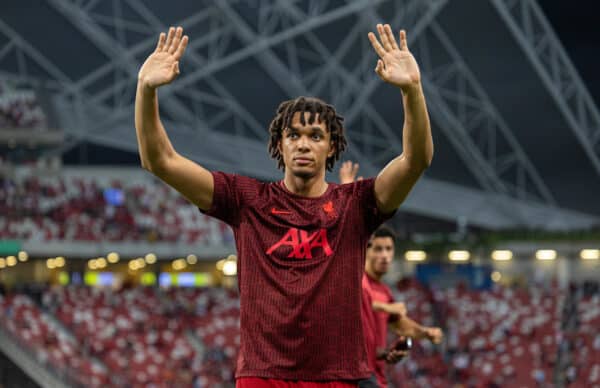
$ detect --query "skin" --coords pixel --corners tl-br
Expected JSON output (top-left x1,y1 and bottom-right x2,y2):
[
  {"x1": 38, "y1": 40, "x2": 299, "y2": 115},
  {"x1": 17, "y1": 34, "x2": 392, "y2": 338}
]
[
  {"x1": 135, "y1": 23, "x2": 432, "y2": 214},
  {"x1": 278, "y1": 111, "x2": 335, "y2": 198}
]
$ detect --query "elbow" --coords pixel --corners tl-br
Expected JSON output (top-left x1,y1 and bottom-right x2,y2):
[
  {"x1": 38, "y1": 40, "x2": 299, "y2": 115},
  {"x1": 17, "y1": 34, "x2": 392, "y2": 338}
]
[
  {"x1": 140, "y1": 159, "x2": 151, "y2": 172},
  {"x1": 411, "y1": 154, "x2": 432, "y2": 173},
  {"x1": 405, "y1": 146, "x2": 433, "y2": 172},
  {"x1": 420, "y1": 148, "x2": 434, "y2": 170},
  {"x1": 424, "y1": 144, "x2": 434, "y2": 168},
  {"x1": 140, "y1": 157, "x2": 159, "y2": 174},
  {"x1": 423, "y1": 154, "x2": 433, "y2": 169},
  {"x1": 141, "y1": 157, "x2": 169, "y2": 177},
  {"x1": 140, "y1": 149, "x2": 177, "y2": 176}
]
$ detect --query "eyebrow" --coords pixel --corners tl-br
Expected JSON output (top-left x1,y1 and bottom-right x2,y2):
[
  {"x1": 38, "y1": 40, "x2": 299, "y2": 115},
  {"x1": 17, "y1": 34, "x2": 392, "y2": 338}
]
[{"x1": 287, "y1": 126, "x2": 326, "y2": 134}]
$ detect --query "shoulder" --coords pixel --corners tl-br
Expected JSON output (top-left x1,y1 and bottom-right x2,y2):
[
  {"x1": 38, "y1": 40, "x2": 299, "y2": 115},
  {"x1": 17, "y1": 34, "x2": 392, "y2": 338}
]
[
  {"x1": 362, "y1": 273, "x2": 376, "y2": 293},
  {"x1": 212, "y1": 171, "x2": 266, "y2": 191},
  {"x1": 330, "y1": 178, "x2": 375, "y2": 198},
  {"x1": 212, "y1": 171, "x2": 272, "y2": 206}
]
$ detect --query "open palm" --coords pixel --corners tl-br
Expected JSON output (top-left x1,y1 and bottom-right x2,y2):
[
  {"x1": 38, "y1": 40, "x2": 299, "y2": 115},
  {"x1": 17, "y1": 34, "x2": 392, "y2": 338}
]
[
  {"x1": 138, "y1": 26, "x2": 189, "y2": 89},
  {"x1": 368, "y1": 24, "x2": 421, "y2": 90}
]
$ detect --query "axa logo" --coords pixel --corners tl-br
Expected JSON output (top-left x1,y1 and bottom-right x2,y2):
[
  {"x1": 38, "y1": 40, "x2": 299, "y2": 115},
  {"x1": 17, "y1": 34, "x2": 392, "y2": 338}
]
[{"x1": 266, "y1": 227, "x2": 333, "y2": 259}]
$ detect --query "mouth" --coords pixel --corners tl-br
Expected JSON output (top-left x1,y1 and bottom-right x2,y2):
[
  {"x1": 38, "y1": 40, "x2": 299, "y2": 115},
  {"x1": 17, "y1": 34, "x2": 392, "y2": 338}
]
[{"x1": 293, "y1": 157, "x2": 313, "y2": 166}]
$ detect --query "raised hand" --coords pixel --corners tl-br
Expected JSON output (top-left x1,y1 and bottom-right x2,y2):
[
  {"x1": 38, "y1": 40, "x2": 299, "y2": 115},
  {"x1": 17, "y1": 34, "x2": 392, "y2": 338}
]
[
  {"x1": 339, "y1": 161, "x2": 360, "y2": 184},
  {"x1": 138, "y1": 26, "x2": 189, "y2": 89},
  {"x1": 368, "y1": 24, "x2": 420, "y2": 92}
]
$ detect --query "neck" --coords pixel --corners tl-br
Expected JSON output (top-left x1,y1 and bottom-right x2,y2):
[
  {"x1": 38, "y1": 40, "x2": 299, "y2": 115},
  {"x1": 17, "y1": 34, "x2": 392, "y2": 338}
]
[
  {"x1": 283, "y1": 170, "x2": 328, "y2": 197},
  {"x1": 365, "y1": 265, "x2": 382, "y2": 281}
]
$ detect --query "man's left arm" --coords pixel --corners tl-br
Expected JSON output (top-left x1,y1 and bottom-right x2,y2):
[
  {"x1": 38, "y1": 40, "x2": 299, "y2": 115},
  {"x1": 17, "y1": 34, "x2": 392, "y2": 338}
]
[{"x1": 367, "y1": 24, "x2": 433, "y2": 214}]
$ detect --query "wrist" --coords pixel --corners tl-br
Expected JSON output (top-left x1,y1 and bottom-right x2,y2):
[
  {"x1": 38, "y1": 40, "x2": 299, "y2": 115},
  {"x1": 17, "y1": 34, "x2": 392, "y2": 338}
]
[
  {"x1": 399, "y1": 81, "x2": 422, "y2": 96},
  {"x1": 137, "y1": 75, "x2": 156, "y2": 92},
  {"x1": 423, "y1": 327, "x2": 434, "y2": 339}
]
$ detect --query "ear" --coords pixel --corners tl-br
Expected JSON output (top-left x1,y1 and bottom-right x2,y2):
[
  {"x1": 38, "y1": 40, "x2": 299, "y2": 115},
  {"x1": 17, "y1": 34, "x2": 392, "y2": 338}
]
[{"x1": 327, "y1": 141, "x2": 335, "y2": 158}]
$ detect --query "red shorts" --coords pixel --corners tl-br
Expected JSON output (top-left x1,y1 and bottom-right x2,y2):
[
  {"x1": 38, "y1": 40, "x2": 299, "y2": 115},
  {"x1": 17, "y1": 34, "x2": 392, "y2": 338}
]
[{"x1": 236, "y1": 377, "x2": 357, "y2": 388}]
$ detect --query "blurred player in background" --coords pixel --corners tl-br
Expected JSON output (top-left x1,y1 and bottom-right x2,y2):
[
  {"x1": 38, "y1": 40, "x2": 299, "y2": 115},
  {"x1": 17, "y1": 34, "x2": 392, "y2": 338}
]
[
  {"x1": 341, "y1": 163, "x2": 442, "y2": 388},
  {"x1": 135, "y1": 22, "x2": 432, "y2": 388}
]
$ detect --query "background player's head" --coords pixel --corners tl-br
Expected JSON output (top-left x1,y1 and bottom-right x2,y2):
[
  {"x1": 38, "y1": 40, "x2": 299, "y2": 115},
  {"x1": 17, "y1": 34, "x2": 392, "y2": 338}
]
[
  {"x1": 268, "y1": 97, "x2": 347, "y2": 179},
  {"x1": 366, "y1": 226, "x2": 396, "y2": 278}
]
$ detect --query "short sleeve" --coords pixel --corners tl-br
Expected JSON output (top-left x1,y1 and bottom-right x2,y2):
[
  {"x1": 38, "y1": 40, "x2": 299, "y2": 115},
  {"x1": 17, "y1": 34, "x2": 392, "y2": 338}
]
[
  {"x1": 353, "y1": 178, "x2": 397, "y2": 234},
  {"x1": 200, "y1": 171, "x2": 249, "y2": 227}
]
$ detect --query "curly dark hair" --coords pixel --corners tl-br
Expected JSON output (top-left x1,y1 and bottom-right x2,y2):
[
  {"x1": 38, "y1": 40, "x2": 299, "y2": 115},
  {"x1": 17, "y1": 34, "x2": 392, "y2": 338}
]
[{"x1": 267, "y1": 96, "x2": 347, "y2": 171}]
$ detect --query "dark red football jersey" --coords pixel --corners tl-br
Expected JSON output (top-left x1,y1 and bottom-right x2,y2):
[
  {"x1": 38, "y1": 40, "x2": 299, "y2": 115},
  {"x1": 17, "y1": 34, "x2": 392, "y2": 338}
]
[
  {"x1": 361, "y1": 273, "x2": 396, "y2": 388},
  {"x1": 203, "y1": 172, "x2": 394, "y2": 381}
]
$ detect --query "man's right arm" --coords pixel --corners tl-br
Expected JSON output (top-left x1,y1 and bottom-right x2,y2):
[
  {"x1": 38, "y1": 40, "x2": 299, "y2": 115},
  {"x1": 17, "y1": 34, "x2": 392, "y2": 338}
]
[
  {"x1": 372, "y1": 301, "x2": 407, "y2": 317},
  {"x1": 135, "y1": 26, "x2": 214, "y2": 211},
  {"x1": 391, "y1": 316, "x2": 443, "y2": 344}
]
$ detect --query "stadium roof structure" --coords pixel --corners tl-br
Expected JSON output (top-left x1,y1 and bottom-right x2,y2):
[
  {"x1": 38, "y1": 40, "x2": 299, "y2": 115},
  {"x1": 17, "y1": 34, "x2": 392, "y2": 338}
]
[{"x1": 1, "y1": 0, "x2": 599, "y2": 230}]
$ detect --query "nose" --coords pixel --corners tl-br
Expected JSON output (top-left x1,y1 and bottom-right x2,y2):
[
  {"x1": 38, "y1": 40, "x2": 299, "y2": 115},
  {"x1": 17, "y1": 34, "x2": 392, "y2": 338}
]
[{"x1": 297, "y1": 135, "x2": 310, "y2": 152}]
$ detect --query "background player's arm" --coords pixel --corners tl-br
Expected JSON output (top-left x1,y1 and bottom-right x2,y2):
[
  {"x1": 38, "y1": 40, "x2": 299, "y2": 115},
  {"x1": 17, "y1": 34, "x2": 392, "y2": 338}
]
[
  {"x1": 372, "y1": 301, "x2": 407, "y2": 317},
  {"x1": 135, "y1": 26, "x2": 214, "y2": 211},
  {"x1": 367, "y1": 24, "x2": 433, "y2": 214},
  {"x1": 390, "y1": 316, "x2": 443, "y2": 344}
]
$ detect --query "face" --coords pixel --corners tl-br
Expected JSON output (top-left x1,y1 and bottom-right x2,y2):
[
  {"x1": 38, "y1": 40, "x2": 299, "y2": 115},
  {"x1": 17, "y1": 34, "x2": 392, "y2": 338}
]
[
  {"x1": 278, "y1": 111, "x2": 335, "y2": 179},
  {"x1": 366, "y1": 236, "x2": 395, "y2": 277}
]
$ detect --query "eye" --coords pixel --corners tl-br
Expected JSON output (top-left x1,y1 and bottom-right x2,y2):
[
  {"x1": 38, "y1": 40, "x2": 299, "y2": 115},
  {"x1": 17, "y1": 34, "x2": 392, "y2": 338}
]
[
  {"x1": 312, "y1": 134, "x2": 322, "y2": 141},
  {"x1": 287, "y1": 132, "x2": 299, "y2": 139}
]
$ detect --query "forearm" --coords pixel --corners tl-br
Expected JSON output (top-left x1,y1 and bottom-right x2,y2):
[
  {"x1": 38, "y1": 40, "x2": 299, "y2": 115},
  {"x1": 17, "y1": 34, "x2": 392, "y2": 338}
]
[
  {"x1": 372, "y1": 301, "x2": 388, "y2": 313},
  {"x1": 394, "y1": 315, "x2": 429, "y2": 340},
  {"x1": 134, "y1": 80, "x2": 177, "y2": 172},
  {"x1": 373, "y1": 83, "x2": 433, "y2": 212},
  {"x1": 400, "y1": 83, "x2": 433, "y2": 168}
]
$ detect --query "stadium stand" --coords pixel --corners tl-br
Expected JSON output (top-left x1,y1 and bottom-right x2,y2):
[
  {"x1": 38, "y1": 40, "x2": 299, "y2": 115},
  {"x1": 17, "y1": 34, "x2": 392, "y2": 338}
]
[
  {"x1": 0, "y1": 278, "x2": 598, "y2": 387},
  {"x1": 0, "y1": 171, "x2": 233, "y2": 244},
  {"x1": 0, "y1": 84, "x2": 47, "y2": 131}
]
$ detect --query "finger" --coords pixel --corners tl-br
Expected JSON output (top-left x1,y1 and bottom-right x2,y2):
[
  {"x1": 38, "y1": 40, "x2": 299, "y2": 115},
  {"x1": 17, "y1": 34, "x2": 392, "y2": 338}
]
[
  {"x1": 351, "y1": 163, "x2": 359, "y2": 177},
  {"x1": 399, "y1": 29, "x2": 408, "y2": 51},
  {"x1": 391, "y1": 350, "x2": 408, "y2": 358},
  {"x1": 172, "y1": 61, "x2": 180, "y2": 76},
  {"x1": 377, "y1": 24, "x2": 392, "y2": 51},
  {"x1": 155, "y1": 32, "x2": 166, "y2": 52},
  {"x1": 397, "y1": 350, "x2": 409, "y2": 358},
  {"x1": 174, "y1": 35, "x2": 189, "y2": 60},
  {"x1": 357, "y1": 176, "x2": 363, "y2": 181},
  {"x1": 385, "y1": 24, "x2": 399, "y2": 50},
  {"x1": 368, "y1": 32, "x2": 386, "y2": 58},
  {"x1": 375, "y1": 59, "x2": 385, "y2": 79},
  {"x1": 169, "y1": 26, "x2": 183, "y2": 54},
  {"x1": 164, "y1": 27, "x2": 176, "y2": 51}
]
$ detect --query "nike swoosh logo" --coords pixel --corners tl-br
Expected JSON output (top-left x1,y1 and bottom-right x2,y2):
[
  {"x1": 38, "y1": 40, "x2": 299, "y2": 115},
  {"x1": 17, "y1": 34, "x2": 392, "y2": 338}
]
[{"x1": 271, "y1": 208, "x2": 292, "y2": 215}]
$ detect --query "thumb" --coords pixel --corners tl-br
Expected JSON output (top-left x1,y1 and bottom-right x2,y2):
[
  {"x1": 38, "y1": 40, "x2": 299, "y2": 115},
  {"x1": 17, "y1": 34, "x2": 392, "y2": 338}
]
[
  {"x1": 375, "y1": 59, "x2": 385, "y2": 79},
  {"x1": 172, "y1": 61, "x2": 180, "y2": 75}
]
